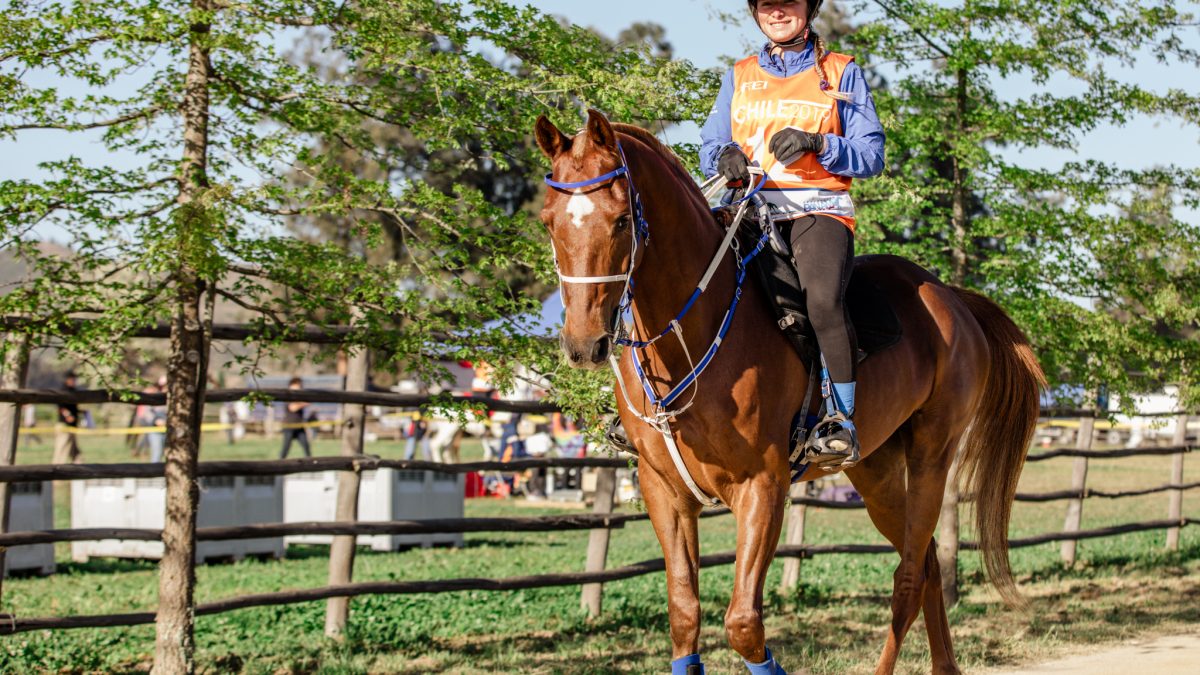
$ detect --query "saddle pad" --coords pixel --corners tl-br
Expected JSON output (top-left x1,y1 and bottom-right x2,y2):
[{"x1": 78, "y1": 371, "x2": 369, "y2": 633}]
[{"x1": 736, "y1": 226, "x2": 902, "y2": 366}]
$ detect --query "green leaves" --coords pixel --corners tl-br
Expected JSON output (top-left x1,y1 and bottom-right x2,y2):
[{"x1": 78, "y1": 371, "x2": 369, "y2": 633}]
[{"x1": 844, "y1": 0, "x2": 1200, "y2": 407}]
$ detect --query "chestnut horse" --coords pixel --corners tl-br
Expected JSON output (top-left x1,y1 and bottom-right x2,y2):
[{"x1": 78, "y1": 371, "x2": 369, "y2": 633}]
[{"x1": 534, "y1": 110, "x2": 1044, "y2": 674}]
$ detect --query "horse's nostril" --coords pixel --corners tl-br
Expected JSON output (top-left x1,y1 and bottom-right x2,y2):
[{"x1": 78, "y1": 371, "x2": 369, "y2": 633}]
[{"x1": 592, "y1": 336, "x2": 612, "y2": 363}]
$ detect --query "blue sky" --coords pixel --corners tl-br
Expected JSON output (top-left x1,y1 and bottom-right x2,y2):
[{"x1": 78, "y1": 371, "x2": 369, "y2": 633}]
[{"x1": 2, "y1": 1, "x2": 1197, "y2": 202}]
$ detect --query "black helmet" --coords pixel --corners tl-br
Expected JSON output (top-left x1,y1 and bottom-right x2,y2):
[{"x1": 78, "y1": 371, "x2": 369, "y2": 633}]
[{"x1": 746, "y1": 0, "x2": 824, "y2": 21}]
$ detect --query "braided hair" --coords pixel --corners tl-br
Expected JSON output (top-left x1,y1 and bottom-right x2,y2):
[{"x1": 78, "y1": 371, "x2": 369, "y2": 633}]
[{"x1": 746, "y1": 0, "x2": 850, "y2": 102}]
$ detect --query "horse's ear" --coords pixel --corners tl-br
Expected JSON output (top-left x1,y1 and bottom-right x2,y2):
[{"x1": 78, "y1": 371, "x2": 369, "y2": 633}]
[
  {"x1": 534, "y1": 115, "x2": 571, "y2": 159},
  {"x1": 585, "y1": 109, "x2": 617, "y2": 153}
]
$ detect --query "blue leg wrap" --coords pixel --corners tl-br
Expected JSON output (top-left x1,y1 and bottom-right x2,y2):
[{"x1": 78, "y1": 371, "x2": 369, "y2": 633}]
[
  {"x1": 831, "y1": 381, "x2": 856, "y2": 417},
  {"x1": 744, "y1": 646, "x2": 787, "y2": 675},
  {"x1": 671, "y1": 653, "x2": 705, "y2": 675}
]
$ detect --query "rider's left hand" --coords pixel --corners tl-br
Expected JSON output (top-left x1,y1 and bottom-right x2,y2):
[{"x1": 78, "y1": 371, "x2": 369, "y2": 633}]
[{"x1": 768, "y1": 128, "x2": 826, "y2": 163}]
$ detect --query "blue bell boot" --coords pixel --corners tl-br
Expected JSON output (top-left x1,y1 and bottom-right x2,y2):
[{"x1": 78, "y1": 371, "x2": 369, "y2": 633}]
[
  {"x1": 744, "y1": 646, "x2": 788, "y2": 675},
  {"x1": 671, "y1": 653, "x2": 705, "y2": 675}
]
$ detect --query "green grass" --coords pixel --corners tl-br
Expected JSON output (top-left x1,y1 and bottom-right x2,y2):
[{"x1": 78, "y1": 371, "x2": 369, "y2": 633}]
[{"x1": 1, "y1": 432, "x2": 1197, "y2": 673}]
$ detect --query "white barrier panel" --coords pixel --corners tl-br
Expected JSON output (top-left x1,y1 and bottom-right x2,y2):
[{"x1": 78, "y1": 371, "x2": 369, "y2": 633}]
[
  {"x1": 71, "y1": 476, "x2": 285, "y2": 563},
  {"x1": 283, "y1": 469, "x2": 464, "y2": 551},
  {"x1": 4, "y1": 481, "x2": 55, "y2": 576}
]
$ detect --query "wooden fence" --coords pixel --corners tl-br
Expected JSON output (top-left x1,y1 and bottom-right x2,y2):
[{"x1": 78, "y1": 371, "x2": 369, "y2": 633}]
[{"x1": 0, "y1": 405, "x2": 1194, "y2": 636}]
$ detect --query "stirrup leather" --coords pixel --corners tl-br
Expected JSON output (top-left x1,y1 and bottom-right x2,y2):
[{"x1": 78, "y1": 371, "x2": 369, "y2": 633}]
[{"x1": 803, "y1": 412, "x2": 860, "y2": 470}]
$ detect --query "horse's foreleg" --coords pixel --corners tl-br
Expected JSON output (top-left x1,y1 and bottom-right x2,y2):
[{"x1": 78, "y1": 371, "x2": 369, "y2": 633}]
[
  {"x1": 640, "y1": 466, "x2": 704, "y2": 663},
  {"x1": 725, "y1": 476, "x2": 788, "y2": 668}
]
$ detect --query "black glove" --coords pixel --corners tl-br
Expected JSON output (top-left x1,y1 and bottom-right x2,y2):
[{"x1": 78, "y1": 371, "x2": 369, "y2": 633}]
[
  {"x1": 717, "y1": 145, "x2": 751, "y2": 186},
  {"x1": 768, "y1": 128, "x2": 825, "y2": 163}
]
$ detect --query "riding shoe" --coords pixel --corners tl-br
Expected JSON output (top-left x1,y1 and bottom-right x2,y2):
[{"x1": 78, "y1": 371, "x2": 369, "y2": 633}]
[{"x1": 805, "y1": 413, "x2": 860, "y2": 471}]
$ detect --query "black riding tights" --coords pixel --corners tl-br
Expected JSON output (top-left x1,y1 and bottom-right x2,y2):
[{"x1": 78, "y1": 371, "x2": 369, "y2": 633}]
[{"x1": 786, "y1": 214, "x2": 857, "y2": 383}]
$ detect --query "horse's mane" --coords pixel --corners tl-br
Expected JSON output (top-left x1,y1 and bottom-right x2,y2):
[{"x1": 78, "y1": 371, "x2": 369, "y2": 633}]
[{"x1": 611, "y1": 123, "x2": 708, "y2": 207}]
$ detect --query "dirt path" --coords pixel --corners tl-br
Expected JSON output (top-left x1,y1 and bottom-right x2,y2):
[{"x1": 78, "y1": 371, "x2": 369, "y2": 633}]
[{"x1": 986, "y1": 632, "x2": 1200, "y2": 674}]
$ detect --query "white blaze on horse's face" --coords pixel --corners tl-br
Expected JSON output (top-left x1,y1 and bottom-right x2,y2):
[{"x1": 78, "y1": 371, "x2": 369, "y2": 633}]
[{"x1": 565, "y1": 190, "x2": 596, "y2": 228}]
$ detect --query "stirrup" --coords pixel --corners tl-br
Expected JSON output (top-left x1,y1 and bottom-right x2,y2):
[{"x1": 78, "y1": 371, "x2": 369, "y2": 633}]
[
  {"x1": 606, "y1": 416, "x2": 637, "y2": 456},
  {"x1": 803, "y1": 413, "x2": 860, "y2": 471}
]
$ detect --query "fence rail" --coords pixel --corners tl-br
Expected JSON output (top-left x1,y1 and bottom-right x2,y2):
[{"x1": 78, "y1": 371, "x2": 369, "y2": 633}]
[
  {"x1": 0, "y1": 316, "x2": 455, "y2": 345},
  {"x1": 2, "y1": 517, "x2": 1193, "y2": 637},
  {"x1": 0, "y1": 388, "x2": 561, "y2": 414},
  {"x1": 0, "y1": 444, "x2": 1191, "y2": 485},
  {"x1": 1026, "y1": 445, "x2": 1194, "y2": 461}
]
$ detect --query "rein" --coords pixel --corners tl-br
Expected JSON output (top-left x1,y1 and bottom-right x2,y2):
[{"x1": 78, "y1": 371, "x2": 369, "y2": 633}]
[{"x1": 544, "y1": 142, "x2": 771, "y2": 506}]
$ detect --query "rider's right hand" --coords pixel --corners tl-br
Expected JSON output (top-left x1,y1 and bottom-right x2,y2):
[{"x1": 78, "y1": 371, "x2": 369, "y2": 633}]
[{"x1": 717, "y1": 145, "x2": 751, "y2": 186}]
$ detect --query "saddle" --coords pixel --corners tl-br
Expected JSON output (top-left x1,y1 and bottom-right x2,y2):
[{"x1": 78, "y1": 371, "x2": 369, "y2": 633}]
[{"x1": 731, "y1": 215, "x2": 903, "y2": 367}]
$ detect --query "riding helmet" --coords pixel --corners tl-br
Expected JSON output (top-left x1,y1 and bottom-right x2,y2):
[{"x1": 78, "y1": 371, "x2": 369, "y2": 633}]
[{"x1": 746, "y1": 0, "x2": 824, "y2": 21}]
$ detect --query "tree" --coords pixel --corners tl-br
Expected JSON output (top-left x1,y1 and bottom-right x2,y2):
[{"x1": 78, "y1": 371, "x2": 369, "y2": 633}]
[
  {"x1": 284, "y1": 18, "x2": 682, "y2": 306},
  {"x1": 0, "y1": 1, "x2": 708, "y2": 670},
  {"x1": 840, "y1": 0, "x2": 1200, "y2": 406}
]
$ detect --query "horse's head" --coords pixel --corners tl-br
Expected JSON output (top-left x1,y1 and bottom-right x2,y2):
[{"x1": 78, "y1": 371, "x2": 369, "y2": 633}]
[{"x1": 535, "y1": 110, "x2": 643, "y2": 370}]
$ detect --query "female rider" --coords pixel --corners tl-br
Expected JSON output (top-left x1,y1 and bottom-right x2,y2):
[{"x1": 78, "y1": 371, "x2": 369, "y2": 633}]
[{"x1": 700, "y1": 0, "x2": 885, "y2": 477}]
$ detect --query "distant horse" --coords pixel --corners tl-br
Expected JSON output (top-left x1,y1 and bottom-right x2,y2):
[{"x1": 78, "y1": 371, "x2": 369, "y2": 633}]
[{"x1": 534, "y1": 110, "x2": 1044, "y2": 674}]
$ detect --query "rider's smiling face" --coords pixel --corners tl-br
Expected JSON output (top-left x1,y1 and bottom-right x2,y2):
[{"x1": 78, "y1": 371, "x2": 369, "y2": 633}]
[{"x1": 756, "y1": 0, "x2": 807, "y2": 44}]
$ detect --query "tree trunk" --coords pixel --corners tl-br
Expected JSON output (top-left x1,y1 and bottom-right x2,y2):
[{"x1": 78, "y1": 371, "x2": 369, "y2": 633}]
[
  {"x1": 325, "y1": 345, "x2": 369, "y2": 637},
  {"x1": 154, "y1": 3, "x2": 212, "y2": 673},
  {"x1": 942, "y1": 72, "x2": 969, "y2": 601},
  {"x1": 950, "y1": 67, "x2": 969, "y2": 287},
  {"x1": 0, "y1": 334, "x2": 30, "y2": 602}
]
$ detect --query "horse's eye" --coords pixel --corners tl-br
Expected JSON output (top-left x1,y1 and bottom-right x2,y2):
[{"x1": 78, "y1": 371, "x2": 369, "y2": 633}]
[{"x1": 615, "y1": 214, "x2": 631, "y2": 231}]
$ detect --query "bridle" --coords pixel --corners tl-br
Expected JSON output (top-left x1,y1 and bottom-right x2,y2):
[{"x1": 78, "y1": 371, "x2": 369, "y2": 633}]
[{"x1": 543, "y1": 143, "x2": 648, "y2": 338}]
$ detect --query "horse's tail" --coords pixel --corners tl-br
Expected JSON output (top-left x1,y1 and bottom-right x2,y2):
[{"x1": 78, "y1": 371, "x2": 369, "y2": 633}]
[{"x1": 953, "y1": 287, "x2": 1046, "y2": 607}]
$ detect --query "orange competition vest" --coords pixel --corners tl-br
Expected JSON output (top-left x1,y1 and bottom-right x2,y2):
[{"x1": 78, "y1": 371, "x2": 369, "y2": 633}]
[{"x1": 730, "y1": 52, "x2": 856, "y2": 230}]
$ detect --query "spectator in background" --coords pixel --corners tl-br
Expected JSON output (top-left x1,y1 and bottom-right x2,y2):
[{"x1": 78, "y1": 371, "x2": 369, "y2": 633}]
[
  {"x1": 402, "y1": 411, "x2": 431, "y2": 461},
  {"x1": 219, "y1": 401, "x2": 240, "y2": 445},
  {"x1": 279, "y1": 376, "x2": 311, "y2": 459},
  {"x1": 21, "y1": 401, "x2": 41, "y2": 447},
  {"x1": 131, "y1": 385, "x2": 155, "y2": 458},
  {"x1": 145, "y1": 382, "x2": 168, "y2": 463},
  {"x1": 53, "y1": 371, "x2": 82, "y2": 464}
]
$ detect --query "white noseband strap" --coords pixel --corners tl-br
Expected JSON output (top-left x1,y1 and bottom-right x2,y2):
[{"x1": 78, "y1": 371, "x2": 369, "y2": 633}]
[{"x1": 557, "y1": 272, "x2": 630, "y2": 284}]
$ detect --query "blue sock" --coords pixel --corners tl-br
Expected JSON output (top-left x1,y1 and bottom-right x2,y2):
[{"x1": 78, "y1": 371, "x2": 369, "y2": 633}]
[
  {"x1": 672, "y1": 653, "x2": 704, "y2": 675},
  {"x1": 831, "y1": 381, "x2": 856, "y2": 418},
  {"x1": 744, "y1": 646, "x2": 787, "y2": 674}
]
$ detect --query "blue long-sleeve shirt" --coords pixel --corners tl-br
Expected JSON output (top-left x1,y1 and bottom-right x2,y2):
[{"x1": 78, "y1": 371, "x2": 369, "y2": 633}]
[{"x1": 700, "y1": 42, "x2": 885, "y2": 180}]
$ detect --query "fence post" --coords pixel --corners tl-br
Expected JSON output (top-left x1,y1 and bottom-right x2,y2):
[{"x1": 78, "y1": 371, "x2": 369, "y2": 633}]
[
  {"x1": 580, "y1": 466, "x2": 617, "y2": 618},
  {"x1": 937, "y1": 455, "x2": 961, "y2": 607},
  {"x1": 1060, "y1": 414, "x2": 1094, "y2": 565},
  {"x1": 325, "y1": 345, "x2": 369, "y2": 637},
  {"x1": 1166, "y1": 413, "x2": 1189, "y2": 550},
  {"x1": 779, "y1": 482, "x2": 808, "y2": 592},
  {"x1": 0, "y1": 335, "x2": 30, "y2": 605}
]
